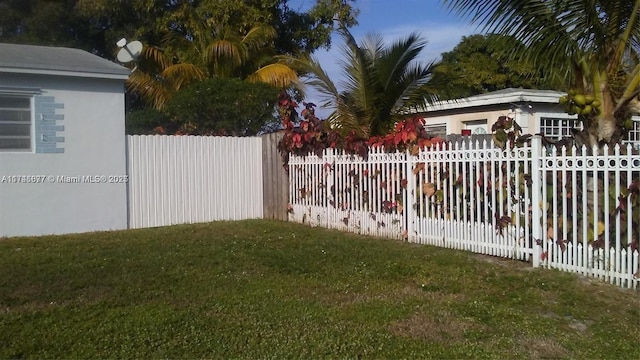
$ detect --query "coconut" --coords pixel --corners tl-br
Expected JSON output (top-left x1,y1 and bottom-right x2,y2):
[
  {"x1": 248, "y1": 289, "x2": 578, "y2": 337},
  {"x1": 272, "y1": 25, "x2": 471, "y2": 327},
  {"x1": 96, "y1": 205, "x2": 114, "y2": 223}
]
[
  {"x1": 574, "y1": 94, "x2": 586, "y2": 106},
  {"x1": 581, "y1": 105, "x2": 593, "y2": 115},
  {"x1": 584, "y1": 94, "x2": 595, "y2": 104}
]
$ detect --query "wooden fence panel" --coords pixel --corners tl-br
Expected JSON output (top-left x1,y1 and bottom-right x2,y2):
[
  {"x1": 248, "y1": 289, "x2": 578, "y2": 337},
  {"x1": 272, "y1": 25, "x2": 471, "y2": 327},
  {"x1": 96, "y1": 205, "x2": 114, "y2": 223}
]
[{"x1": 261, "y1": 132, "x2": 289, "y2": 221}]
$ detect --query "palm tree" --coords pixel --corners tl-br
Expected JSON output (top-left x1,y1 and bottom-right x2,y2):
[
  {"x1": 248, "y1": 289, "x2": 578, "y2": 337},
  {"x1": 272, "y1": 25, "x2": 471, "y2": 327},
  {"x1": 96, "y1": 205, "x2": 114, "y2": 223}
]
[
  {"x1": 126, "y1": 3, "x2": 298, "y2": 110},
  {"x1": 286, "y1": 28, "x2": 435, "y2": 138},
  {"x1": 126, "y1": 46, "x2": 205, "y2": 111},
  {"x1": 442, "y1": 0, "x2": 640, "y2": 148}
]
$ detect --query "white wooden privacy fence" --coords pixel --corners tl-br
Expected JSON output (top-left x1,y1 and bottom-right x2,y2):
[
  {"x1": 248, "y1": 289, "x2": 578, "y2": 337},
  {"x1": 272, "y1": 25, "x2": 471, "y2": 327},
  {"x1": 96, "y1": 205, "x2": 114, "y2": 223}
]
[
  {"x1": 127, "y1": 135, "x2": 263, "y2": 228},
  {"x1": 288, "y1": 137, "x2": 640, "y2": 288}
]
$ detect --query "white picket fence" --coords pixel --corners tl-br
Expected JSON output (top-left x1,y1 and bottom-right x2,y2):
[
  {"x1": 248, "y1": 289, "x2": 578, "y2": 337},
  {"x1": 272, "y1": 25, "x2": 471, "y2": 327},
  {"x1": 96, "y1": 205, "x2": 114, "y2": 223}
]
[
  {"x1": 288, "y1": 137, "x2": 640, "y2": 289},
  {"x1": 288, "y1": 147, "x2": 407, "y2": 239},
  {"x1": 126, "y1": 135, "x2": 263, "y2": 228},
  {"x1": 534, "y1": 141, "x2": 639, "y2": 288}
]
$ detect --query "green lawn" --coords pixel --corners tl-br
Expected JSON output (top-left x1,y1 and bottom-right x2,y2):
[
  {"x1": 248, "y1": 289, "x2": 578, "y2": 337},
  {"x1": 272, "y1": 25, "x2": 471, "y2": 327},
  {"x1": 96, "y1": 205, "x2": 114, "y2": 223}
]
[{"x1": 1, "y1": 220, "x2": 638, "y2": 359}]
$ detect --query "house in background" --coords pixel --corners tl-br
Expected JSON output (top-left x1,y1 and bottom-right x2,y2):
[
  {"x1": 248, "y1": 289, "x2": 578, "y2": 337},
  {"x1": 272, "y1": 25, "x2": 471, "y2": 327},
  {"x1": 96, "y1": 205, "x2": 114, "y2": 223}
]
[
  {"x1": 416, "y1": 88, "x2": 640, "y2": 148},
  {"x1": 0, "y1": 43, "x2": 130, "y2": 237}
]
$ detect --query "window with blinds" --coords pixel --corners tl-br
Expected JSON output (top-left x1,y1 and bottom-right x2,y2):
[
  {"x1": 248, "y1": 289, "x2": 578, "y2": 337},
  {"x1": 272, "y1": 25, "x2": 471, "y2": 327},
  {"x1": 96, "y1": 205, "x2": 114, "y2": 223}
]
[{"x1": 0, "y1": 96, "x2": 31, "y2": 151}]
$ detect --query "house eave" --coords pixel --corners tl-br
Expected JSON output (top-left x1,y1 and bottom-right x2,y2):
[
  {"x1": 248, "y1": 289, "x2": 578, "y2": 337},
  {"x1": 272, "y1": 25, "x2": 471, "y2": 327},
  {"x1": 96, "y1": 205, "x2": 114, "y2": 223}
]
[
  {"x1": 415, "y1": 89, "x2": 565, "y2": 113},
  {"x1": 0, "y1": 67, "x2": 130, "y2": 81}
]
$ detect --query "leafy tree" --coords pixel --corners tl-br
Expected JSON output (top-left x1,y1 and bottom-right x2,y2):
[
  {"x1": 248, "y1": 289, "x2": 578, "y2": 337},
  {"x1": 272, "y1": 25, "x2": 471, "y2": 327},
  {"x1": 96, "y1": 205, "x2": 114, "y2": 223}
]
[
  {"x1": 0, "y1": 0, "x2": 172, "y2": 57},
  {"x1": 189, "y1": 0, "x2": 358, "y2": 54},
  {"x1": 1, "y1": 0, "x2": 359, "y2": 133},
  {"x1": 0, "y1": 0, "x2": 357, "y2": 58},
  {"x1": 125, "y1": 107, "x2": 172, "y2": 135},
  {"x1": 162, "y1": 77, "x2": 281, "y2": 136},
  {"x1": 118, "y1": 1, "x2": 356, "y2": 111},
  {"x1": 442, "y1": 0, "x2": 640, "y2": 148},
  {"x1": 428, "y1": 34, "x2": 563, "y2": 100},
  {"x1": 287, "y1": 28, "x2": 436, "y2": 137},
  {"x1": 126, "y1": 21, "x2": 297, "y2": 110},
  {"x1": 0, "y1": 0, "x2": 101, "y2": 52}
]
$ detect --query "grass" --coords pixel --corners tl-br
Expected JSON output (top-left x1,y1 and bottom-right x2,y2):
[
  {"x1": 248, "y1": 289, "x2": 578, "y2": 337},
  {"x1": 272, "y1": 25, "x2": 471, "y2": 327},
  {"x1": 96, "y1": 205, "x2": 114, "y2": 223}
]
[{"x1": 0, "y1": 219, "x2": 638, "y2": 359}]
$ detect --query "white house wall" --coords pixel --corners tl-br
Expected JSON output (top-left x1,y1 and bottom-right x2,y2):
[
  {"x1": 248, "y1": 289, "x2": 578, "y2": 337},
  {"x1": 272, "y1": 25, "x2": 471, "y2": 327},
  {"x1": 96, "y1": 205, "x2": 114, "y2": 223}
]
[
  {"x1": 0, "y1": 73, "x2": 127, "y2": 237},
  {"x1": 421, "y1": 103, "x2": 567, "y2": 137}
]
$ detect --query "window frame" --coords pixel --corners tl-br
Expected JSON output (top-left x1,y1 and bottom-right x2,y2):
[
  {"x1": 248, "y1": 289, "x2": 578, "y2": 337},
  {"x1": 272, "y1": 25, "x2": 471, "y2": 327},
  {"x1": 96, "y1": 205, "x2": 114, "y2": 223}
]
[
  {"x1": 623, "y1": 116, "x2": 640, "y2": 150},
  {"x1": 424, "y1": 123, "x2": 447, "y2": 138},
  {"x1": 0, "y1": 88, "x2": 38, "y2": 153},
  {"x1": 539, "y1": 115, "x2": 582, "y2": 142}
]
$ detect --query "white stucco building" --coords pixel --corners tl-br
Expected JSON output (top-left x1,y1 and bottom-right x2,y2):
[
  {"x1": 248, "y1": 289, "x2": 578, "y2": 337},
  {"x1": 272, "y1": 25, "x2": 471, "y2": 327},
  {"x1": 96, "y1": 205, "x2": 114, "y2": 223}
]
[
  {"x1": 0, "y1": 43, "x2": 130, "y2": 237},
  {"x1": 416, "y1": 88, "x2": 640, "y2": 148}
]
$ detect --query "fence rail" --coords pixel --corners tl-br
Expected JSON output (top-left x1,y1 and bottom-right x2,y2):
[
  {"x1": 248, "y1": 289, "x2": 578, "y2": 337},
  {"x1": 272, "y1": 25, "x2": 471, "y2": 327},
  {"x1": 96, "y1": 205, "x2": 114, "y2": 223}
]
[{"x1": 288, "y1": 137, "x2": 640, "y2": 289}]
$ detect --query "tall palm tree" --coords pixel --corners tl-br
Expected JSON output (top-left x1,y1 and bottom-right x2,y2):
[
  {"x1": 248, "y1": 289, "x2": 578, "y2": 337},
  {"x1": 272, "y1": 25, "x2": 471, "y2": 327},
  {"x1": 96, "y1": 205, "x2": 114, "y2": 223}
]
[
  {"x1": 286, "y1": 28, "x2": 435, "y2": 137},
  {"x1": 443, "y1": 0, "x2": 640, "y2": 148},
  {"x1": 126, "y1": 3, "x2": 298, "y2": 110}
]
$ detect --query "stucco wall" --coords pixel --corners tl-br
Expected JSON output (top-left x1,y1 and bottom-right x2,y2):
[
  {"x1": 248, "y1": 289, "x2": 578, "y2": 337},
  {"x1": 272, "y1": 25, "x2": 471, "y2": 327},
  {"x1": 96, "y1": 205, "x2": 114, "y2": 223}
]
[
  {"x1": 421, "y1": 103, "x2": 568, "y2": 136},
  {"x1": 0, "y1": 73, "x2": 127, "y2": 237}
]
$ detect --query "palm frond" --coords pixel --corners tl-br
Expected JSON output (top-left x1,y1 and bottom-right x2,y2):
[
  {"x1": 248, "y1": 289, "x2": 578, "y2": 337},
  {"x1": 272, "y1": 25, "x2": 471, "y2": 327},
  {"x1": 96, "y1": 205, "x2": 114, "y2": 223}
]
[
  {"x1": 126, "y1": 71, "x2": 172, "y2": 111},
  {"x1": 206, "y1": 39, "x2": 244, "y2": 68},
  {"x1": 279, "y1": 55, "x2": 341, "y2": 109},
  {"x1": 392, "y1": 62, "x2": 436, "y2": 111},
  {"x1": 377, "y1": 32, "x2": 428, "y2": 91},
  {"x1": 339, "y1": 32, "x2": 377, "y2": 118},
  {"x1": 247, "y1": 63, "x2": 299, "y2": 89},
  {"x1": 285, "y1": 27, "x2": 434, "y2": 136},
  {"x1": 443, "y1": 0, "x2": 640, "y2": 83},
  {"x1": 162, "y1": 63, "x2": 205, "y2": 90},
  {"x1": 140, "y1": 46, "x2": 171, "y2": 70},
  {"x1": 243, "y1": 25, "x2": 277, "y2": 50}
]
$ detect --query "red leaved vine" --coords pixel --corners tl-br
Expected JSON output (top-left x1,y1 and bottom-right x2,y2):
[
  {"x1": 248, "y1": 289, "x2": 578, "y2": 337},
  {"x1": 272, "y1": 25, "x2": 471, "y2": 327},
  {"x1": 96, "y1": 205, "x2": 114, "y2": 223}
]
[{"x1": 276, "y1": 92, "x2": 444, "y2": 168}]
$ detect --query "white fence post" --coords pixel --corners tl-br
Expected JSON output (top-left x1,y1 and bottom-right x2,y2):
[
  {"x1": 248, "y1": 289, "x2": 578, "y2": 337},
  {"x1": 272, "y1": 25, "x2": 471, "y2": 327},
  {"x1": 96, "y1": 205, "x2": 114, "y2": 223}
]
[
  {"x1": 404, "y1": 149, "x2": 413, "y2": 242},
  {"x1": 530, "y1": 136, "x2": 543, "y2": 267}
]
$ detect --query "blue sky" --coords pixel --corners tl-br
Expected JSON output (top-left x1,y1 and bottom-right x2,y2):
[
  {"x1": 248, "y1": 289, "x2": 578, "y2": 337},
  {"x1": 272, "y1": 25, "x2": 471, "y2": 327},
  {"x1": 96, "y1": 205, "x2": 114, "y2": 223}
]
[{"x1": 289, "y1": 0, "x2": 483, "y2": 116}]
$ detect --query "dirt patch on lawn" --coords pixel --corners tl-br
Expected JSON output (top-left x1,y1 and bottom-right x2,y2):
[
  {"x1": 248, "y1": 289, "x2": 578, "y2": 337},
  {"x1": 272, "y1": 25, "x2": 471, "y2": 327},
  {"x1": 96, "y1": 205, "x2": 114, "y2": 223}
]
[
  {"x1": 516, "y1": 336, "x2": 569, "y2": 359},
  {"x1": 389, "y1": 311, "x2": 484, "y2": 343}
]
